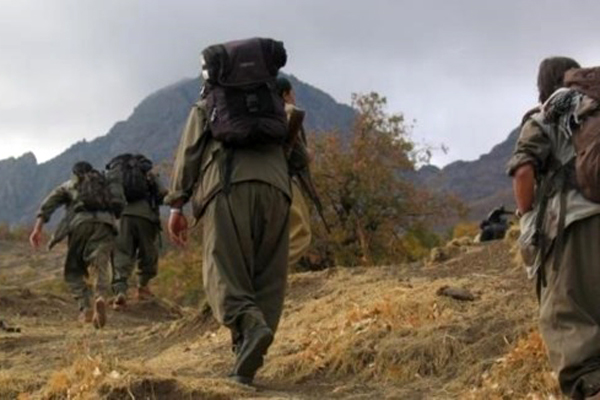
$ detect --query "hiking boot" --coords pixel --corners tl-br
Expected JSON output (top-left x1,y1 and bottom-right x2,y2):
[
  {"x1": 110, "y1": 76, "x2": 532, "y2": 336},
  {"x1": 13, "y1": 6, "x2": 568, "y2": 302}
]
[
  {"x1": 0, "y1": 320, "x2": 20, "y2": 333},
  {"x1": 79, "y1": 308, "x2": 93, "y2": 324},
  {"x1": 92, "y1": 297, "x2": 107, "y2": 329},
  {"x1": 232, "y1": 325, "x2": 274, "y2": 383},
  {"x1": 112, "y1": 292, "x2": 127, "y2": 310},
  {"x1": 136, "y1": 285, "x2": 154, "y2": 301}
]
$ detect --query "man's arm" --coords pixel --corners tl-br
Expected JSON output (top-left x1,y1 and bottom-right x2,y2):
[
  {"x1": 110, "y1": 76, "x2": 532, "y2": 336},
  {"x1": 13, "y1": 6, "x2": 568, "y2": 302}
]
[
  {"x1": 30, "y1": 183, "x2": 71, "y2": 248},
  {"x1": 512, "y1": 163, "x2": 535, "y2": 215},
  {"x1": 507, "y1": 117, "x2": 551, "y2": 216},
  {"x1": 165, "y1": 103, "x2": 209, "y2": 246},
  {"x1": 165, "y1": 104, "x2": 208, "y2": 207}
]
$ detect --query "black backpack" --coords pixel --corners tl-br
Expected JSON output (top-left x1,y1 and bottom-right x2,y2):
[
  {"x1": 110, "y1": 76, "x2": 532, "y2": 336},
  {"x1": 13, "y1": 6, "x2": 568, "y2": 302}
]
[
  {"x1": 201, "y1": 38, "x2": 288, "y2": 146},
  {"x1": 74, "y1": 169, "x2": 113, "y2": 212},
  {"x1": 106, "y1": 154, "x2": 153, "y2": 202}
]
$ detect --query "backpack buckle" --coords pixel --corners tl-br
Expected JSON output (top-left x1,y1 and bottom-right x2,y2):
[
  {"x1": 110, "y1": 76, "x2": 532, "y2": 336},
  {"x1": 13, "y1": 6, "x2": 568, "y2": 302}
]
[{"x1": 246, "y1": 93, "x2": 259, "y2": 113}]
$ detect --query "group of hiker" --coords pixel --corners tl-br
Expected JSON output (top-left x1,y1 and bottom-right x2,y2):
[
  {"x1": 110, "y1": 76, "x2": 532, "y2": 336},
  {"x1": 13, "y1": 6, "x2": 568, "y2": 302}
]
[
  {"x1": 26, "y1": 38, "x2": 315, "y2": 385},
  {"x1": 15, "y1": 35, "x2": 600, "y2": 397},
  {"x1": 29, "y1": 155, "x2": 167, "y2": 327}
]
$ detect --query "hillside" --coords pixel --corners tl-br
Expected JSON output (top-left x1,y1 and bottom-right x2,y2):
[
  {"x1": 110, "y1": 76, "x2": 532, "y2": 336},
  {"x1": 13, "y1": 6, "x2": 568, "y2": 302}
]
[
  {"x1": 417, "y1": 129, "x2": 519, "y2": 220},
  {"x1": 0, "y1": 238, "x2": 558, "y2": 399},
  {"x1": 0, "y1": 75, "x2": 355, "y2": 226}
]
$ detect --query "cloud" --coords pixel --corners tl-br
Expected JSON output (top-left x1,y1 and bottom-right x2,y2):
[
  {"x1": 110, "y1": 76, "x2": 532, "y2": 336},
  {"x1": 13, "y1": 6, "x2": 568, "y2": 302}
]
[{"x1": 1, "y1": 0, "x2": 600, "y2": 165}]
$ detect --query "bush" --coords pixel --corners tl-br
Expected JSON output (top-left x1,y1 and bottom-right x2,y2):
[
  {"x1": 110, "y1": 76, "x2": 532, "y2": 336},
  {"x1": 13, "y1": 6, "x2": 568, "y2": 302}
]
[
  {"x1": 452, "y1": 222, "x2": 480, "y2": 240},
  {"x1": 152, "y1": 225, "x2": 204, "y2": 307},
  {"x1": 0, "y1": 223, "x2": 33, "y2": 242}
]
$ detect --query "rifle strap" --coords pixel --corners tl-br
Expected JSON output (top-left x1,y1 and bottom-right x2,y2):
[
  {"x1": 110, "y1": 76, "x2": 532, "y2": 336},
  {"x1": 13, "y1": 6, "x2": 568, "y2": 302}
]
[{"x1": 552, "y1": 164, "x2": 574, "y2": 272}]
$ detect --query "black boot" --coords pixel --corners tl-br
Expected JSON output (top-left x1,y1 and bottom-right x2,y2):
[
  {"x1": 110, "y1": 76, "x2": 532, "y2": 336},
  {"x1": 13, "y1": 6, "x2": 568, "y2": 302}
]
[{"x1": 229, "y1": 314, "x2": 273, "y2": 384}]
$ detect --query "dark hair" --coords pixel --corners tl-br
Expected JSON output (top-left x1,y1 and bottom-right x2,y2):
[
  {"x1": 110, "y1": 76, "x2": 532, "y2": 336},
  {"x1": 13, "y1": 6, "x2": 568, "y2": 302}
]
[
  {"x1": 276, "y1": 76, "x2": 293, "y2": 97},
  {"x1": 537, "y1": 56, "x2": 581, "y2": 103},
  {"x1": 72, "y1": 161, "x2": 93, "y2": 176}
]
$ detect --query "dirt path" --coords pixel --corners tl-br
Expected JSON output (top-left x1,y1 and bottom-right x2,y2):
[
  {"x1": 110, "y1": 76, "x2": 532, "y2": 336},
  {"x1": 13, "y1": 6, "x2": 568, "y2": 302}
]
[
  {"x1": 1, "y1": 286, "x2": 345, "y2": 399},
  {"x1": 0, "y1": 239, "x2": 378, "y2": 399}
]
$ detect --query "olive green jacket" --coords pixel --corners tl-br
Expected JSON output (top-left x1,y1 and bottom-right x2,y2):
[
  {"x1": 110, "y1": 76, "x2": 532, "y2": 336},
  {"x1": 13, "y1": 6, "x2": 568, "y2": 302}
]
[
  {"x1": 165, "y1": 100, "x2": 291, "y2": 217},
  {"x1": 37, "y1": 177, "x2": 117, "y2": 249}
]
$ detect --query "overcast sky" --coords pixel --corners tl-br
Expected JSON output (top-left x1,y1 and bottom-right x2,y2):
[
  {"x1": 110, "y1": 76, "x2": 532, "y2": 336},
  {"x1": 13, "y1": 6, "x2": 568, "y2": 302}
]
[{"x1": 1, "y1": 0, "x2": 599, "y2": 166}]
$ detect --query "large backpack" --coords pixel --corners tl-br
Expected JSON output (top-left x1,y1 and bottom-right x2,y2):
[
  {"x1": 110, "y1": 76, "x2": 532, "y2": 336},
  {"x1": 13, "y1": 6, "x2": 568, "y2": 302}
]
[
  {"x1": 564, "y1": 67, "x2": 600, "y2": 202},
  {"x1": 201, "y1": 38, "x2": 288, "y2": 146},
  {"x1": 106, "y1": 154, "x2": 153, "y2": 202},
  {"x1": 74, "y1": 169, "x2": 114, "y2": 212}
]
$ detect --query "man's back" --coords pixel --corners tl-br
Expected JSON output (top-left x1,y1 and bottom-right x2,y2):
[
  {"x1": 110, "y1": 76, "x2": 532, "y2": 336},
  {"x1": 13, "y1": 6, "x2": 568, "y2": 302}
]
[{"x1": 174, "y1": 101, "x2": 290, "y2": 218}]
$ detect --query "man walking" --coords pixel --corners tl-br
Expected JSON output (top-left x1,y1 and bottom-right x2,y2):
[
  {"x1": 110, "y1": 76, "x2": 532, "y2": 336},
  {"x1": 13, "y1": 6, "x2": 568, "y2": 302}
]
[
  {"x1": 276, "y1": 76, "x2": 313, "y2": 267},
  {"x1": 166, "y1": 38, "x2": 291, "y2": 384},
  {"x1": 109, "y1": 154, "x2": 166, "y2": 307},
  {"x1": 29, "y1": 161, "x2": 122, "y2": 328},
  {"x1": 509, "y1": 57, "x2": 600, "y2": 399}
]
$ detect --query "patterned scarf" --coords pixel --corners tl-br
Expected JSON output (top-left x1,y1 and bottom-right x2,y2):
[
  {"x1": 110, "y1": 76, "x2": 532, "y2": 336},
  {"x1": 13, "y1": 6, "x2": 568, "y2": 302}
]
[{"x1": 541, "y1": 88, "x2": 585, "y2": 139}]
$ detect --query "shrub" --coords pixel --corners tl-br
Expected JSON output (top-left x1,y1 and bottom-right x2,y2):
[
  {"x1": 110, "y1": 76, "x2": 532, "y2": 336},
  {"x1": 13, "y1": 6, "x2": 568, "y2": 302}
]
[{"x1": 306, "y1": 92, "x2": 459, "y2": 267}]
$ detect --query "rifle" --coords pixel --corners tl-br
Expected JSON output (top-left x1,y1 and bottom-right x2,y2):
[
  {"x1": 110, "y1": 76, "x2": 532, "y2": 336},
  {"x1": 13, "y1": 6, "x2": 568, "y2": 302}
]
[
  {"x1": 296, "y1": 170, "x2": 331, "y2": 234},
  {"x1": 286, "y1": 107, "x2": 307, "y2": 160},
  {"x1": 286, "y1": 107, "x2": 331, "y2": 233}
]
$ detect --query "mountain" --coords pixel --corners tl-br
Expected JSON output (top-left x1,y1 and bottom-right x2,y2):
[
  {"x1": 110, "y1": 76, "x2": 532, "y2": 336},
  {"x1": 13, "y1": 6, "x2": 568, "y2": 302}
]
[
  {"x1": 1, "y1": 71, "x2": 520, "y2": 226},
  {"x1": 417, "y1": 128, "x2": 519, "y2": 220},
  {"x1": 0, "y1": 75, "x2": 355, "y2": 225}
]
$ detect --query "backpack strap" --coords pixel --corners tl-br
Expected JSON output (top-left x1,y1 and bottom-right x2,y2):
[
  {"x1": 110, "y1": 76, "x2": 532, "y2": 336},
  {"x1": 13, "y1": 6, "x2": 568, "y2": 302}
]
[{"x1": 528, "y1": 115, "x2": 577, "y2": 289}]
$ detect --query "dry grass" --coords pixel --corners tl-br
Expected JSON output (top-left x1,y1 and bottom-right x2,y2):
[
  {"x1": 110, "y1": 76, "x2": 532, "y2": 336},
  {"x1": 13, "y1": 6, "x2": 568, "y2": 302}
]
[
  {"x1": 463, "y1": 331, "x2": 560, "y2": 399},
  {"x1": 505, "y1": 225, "x2": 528, "y2": 272},
  {"x1": 0, "y1": 372, "x2": 42, "y2": 400},
  {"x1": 43, "y1": 354, "x2": 112, "y2": 399},
  {"x1": 152, "y1": 242, "x2": 204, "y2": 307},
  {"x1": 428, "y1": 239, "x2": 470, "y2": 264},
  {"x1": 452, "y1": 222, "x2": 480, "y2": 240},
  {"x1": 35, "y1": 354, "x2": 245, "y2": 400},
  {"x1": 259, "y1": 244, "x2": 539, "y2": 397},
  {"x1": 2, "y1": 239, "x2": 560, "y2": 399}
]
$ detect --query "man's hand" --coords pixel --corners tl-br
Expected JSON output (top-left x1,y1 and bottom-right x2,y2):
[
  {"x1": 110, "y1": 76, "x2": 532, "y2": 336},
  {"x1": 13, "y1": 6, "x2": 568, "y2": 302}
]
[
  {"x1": 168, "y1": 211, "x2": 189, "y2": 247},
  {"x1": 29, "y1": 219, "x2": 44, "y2": 249}
]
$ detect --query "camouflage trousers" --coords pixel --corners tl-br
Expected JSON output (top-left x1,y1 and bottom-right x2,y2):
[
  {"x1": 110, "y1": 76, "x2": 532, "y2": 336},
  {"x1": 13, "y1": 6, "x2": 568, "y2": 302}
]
[
  {"x1": 65, "y1": 222, "x2": 115, "y2": 310},
  {"x1": 112, "y1": 216, "x2": 160, "y2": 294}
]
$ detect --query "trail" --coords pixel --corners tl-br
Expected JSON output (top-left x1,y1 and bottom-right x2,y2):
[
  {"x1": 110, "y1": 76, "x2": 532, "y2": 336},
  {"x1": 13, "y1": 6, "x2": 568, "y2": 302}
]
[{"x1": 0, "y1": 239, "x2": 560, "y2": 399}]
